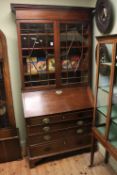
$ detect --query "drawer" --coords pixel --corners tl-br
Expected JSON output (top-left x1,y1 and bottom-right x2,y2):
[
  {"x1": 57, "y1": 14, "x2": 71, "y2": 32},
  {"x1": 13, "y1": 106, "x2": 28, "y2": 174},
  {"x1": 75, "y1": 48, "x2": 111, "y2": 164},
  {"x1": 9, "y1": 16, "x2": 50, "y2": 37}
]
[
  {"x1": 28, "y1": 125, "x2": 91, "y2": 145},
  {"x1": 26, "y1": 109, "x2": 93, "y2": 126},
  {"x1": 29, "y1": 133, "x2": 91, "y2": 158},
  {"x1": 27, "y1": 117, "x2": 92, "y2": 135}
]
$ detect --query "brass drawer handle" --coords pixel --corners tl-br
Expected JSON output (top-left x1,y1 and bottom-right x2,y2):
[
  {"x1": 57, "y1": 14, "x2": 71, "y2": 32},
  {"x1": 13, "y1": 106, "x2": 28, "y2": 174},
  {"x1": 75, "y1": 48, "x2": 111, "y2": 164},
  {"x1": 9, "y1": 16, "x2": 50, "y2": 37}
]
[
  {"x1": 76, "y1": 120, "x2": 83, "y2": 126},
  {"x1": 43, "y1": 126, "x2": 50, "y2": 132},
  {"x1": 76, "y1": 129, "x2": 83, "y2": 134},
  {"x1": 62, "y1": 115, "x2": 65, "y2": 120},
  {"x1": 42, "y1": 118, "x2": 50, "y2": 124},
  {"x1": 63, "y1": 141, "x2": 66, "y2": 145},
  {"x1": 43, "y1": 135, "x2": 51, "y2": 141}
]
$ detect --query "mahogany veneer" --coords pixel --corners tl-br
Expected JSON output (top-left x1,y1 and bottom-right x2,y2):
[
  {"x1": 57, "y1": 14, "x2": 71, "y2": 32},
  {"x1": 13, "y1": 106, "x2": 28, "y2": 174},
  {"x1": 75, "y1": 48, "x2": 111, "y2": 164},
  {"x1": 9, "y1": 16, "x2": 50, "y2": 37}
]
[
  {"x1": 11, "y1": 4, "x2": 94, "y2": 167},
  {"x1": 22, "y1": 86, "x2": 93, "y2": 167}
]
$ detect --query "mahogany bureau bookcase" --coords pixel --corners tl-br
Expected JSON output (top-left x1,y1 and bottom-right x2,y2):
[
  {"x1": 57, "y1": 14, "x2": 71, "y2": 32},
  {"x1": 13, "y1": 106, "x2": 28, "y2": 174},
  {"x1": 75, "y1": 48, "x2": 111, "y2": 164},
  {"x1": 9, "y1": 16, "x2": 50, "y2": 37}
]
[{"x1": 11, "y1": 4, "x2": 94, "y2": 167}]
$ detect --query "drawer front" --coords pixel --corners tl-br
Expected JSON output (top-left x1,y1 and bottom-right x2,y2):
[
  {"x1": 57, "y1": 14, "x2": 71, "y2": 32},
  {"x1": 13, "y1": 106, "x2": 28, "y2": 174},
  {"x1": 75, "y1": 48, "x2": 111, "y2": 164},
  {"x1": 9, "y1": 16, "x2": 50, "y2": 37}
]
[
  {"x1": 28, "y1": 125, "x2": 91, "y2": 145},
  {"x1": 29, "y1": 134, "x2": 91, "y2": 158},
  {"x1": 27, "y1": 117, "x2": 92, "y2": 135},
  {"x1": 26, "y1": 109, "x2": 93, "y2": 126}
]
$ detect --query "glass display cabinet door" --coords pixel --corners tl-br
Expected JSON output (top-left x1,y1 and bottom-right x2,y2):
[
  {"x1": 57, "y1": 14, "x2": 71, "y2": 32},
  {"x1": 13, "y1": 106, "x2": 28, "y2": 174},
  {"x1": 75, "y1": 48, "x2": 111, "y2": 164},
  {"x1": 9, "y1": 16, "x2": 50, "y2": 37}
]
[
  {"x1": 95, "y1": 43, "x2": 113, "y2": 136},
  {"x1": 109, "y1": 47, "x2": 117, "y2": 149},
  {"x1": 0, "y1": 61, "x2": 9, "y2": 128},
  {"x1": 60, "y1": 22, "x2": 89, "y2": 86},
  {"x1": 20, "y1": 22, "x2": 55, "y2": 89}
]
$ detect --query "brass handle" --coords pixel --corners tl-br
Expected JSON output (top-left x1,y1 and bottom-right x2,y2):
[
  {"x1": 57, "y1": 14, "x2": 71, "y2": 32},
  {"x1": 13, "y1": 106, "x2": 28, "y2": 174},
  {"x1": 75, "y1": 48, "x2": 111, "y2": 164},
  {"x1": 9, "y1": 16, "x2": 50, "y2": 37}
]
[
  {"x1": 76, "y1": 129, "x2": 83, "y2": 134},
  {"x1": 63, "y1": 141, "x2": 66, "y2": 145},
  {"x1": 43, "y1": 126, "x2": 50, "y2": 132},
  {"x1": 76, "y1": 120, "x2": 83, "y2": 126},
  {"x1": 43, "y1": 135, "x2": 51, "y2": 141},
  {"x1": 62, "y1": 115, "x2": 65, "y2": 120},
  {"x1": 42, "y1": 118, "x2": 50, "y2": 124}
]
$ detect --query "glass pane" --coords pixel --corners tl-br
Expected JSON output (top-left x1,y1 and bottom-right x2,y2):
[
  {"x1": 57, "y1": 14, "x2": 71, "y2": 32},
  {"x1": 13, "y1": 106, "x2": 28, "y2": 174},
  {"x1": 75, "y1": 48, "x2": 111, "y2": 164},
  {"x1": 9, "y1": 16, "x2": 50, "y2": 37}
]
[
  {"x1": 60, "y1": 23, "x2": 89, "y2": 86},
  {"x1": 96, "y1": 44, "x2": 112, "y2": 131},
  {"x1": 111, "y1": 46, "x2": 117, "y2": 125},
  {"x1": 20, "y1": 23, "x2": 55, "y2": 88},
  {"x1": 97, "y1": 44, "x2": 112, "y2": 113},
  {"x1": 95, "y1": 111, "x2": 106, "y2": 137},
  {"x1": 109, "y1": 123, "x2": 117, "y2": 149},
  {"x1": 96, "y1": 123, "x2": 117, "y2": 148},
  {"x1": 0, "y1": 62, "x2": 9, "y2": 128}
]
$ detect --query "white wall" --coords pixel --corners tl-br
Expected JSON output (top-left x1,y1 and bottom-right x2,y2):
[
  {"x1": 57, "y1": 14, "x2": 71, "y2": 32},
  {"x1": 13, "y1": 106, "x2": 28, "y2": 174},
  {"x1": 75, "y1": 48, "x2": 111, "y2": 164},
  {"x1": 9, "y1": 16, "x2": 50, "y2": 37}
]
[{"x1": 0, "y1": 0, "x2": 92, "y2": 146}]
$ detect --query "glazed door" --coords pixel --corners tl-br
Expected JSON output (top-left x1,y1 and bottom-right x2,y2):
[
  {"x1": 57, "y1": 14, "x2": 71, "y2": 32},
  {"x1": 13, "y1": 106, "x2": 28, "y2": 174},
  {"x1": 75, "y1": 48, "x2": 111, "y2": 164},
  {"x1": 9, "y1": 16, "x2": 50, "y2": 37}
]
[
  {"x1": 95, "y1": 43, "x2": 114, "y2": 137},
  {"x1": 19, "y1": 21, "x2": 56, "y2": 90},
  {"x1": 60, "y1": 22, "x2": 90, "y2": 86},
  {"x1": 0, "y1": 61, "x2": 9, "y2": 127}
]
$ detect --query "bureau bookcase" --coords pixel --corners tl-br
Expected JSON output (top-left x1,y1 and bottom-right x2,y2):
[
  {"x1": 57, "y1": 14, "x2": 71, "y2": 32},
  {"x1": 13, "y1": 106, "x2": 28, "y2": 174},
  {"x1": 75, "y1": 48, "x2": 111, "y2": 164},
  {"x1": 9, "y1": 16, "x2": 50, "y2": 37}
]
[{"x1": 11, "y1": 4, "x2": 94, "y2": 167}]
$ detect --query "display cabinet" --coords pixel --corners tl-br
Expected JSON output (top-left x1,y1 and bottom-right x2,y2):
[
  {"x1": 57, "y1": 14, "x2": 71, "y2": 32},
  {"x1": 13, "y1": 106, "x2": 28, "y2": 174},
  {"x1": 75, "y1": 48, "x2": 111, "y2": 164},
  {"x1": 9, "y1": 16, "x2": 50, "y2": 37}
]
[
  {"x1": 0, "y1": 30, "x2": 21, "y2": 162},
  {"x1": 90, "y1": 35, "x2": 117, "y2": 166},
  {"x1": 11, "y1": 4, "x2": 93, "y2": 91},
  {"x1": 0, "y1": 31, "x2": 15, "y2": 127},
  {"x1": 11, "y1": 4, "x2": 94, "y2": 167}
]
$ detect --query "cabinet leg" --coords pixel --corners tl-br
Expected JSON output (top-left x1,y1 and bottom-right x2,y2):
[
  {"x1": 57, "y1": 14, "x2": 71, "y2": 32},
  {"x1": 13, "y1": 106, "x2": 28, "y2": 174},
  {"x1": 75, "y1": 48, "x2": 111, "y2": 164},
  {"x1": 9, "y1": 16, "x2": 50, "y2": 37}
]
[
  {"x1": 104, "y1": 151, "x2": 109, "y2": 164},
  {"x1": 29, "y1": 158, "x2": 42, "y2": 168},
  {"x1": 89, "y1": 136, "x2": 96, "y2": 167}
]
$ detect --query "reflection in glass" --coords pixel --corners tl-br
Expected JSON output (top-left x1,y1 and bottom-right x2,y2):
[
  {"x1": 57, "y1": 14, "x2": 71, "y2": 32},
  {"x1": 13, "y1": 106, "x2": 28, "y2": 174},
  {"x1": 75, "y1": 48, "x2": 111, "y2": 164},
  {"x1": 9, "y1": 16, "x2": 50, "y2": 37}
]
[
  {"x1": 97, "y1": 44, "x2": 112, "y2": 116},
  {"x1": 20, "y1": 23, "x2": 55, "y2": 87},
  {"x1": 96, "y1": 44, "x2": 112, "y2": 134},
  {"x1": 111, "y1": 55, "x2": 117, "y2": 125},
  {"x1": 60, "y1": 23, "x2": 89, "y2": 85},
  {"x1": 0, "y1": 62, "x2": 9, "y2": 128}
]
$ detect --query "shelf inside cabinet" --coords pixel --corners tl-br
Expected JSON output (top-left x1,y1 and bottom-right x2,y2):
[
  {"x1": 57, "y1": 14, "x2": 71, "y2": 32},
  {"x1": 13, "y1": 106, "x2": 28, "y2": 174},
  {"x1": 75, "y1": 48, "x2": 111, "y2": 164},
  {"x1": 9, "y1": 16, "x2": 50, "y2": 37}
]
[
  {"x1": 21, "y1": 33, "x2": 54, "y2": 36},
  {"x1": 22, "y1": 47, "x2": 54, "y2": 50},
  {"x1": 100, "y1": 62, "x2": 112, "y2": 66},
  {"x1": 100, "y1": 62, "x2": 117, "y2": 66},
  {"x1": 96, "y1": 123, "x2": 117, "y2": 148},
  {"x1": 24, "y1": 71, "x2": 55, "y2": 76},
  {"x1": 60, "y1": 46, "x2": 88, "y2": 49},
  {"x1": 97, "y1": 104, "x2": 117, "y2": 124},
  {"x1": 98, "y1": 86, "x2": 117, "y2": 94},
  {"x1": 96, "y1": 125, "x2": 105, "y2": 136},
  {"x1": 98, "y1": 86, "x2": 110, "y2": 93}
]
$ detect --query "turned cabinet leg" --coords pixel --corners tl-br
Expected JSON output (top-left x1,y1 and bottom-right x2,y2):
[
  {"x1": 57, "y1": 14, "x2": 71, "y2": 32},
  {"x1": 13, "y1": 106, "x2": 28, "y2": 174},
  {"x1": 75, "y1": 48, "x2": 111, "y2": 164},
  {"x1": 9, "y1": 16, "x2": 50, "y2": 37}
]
[
  {"x1": 104, "y1": 151, "x2": 109, "y2": 164},
  {"x1": 89, "y1": 135, "x2": 96, "y2": 167}
]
